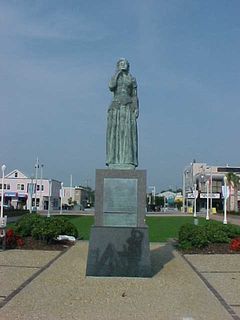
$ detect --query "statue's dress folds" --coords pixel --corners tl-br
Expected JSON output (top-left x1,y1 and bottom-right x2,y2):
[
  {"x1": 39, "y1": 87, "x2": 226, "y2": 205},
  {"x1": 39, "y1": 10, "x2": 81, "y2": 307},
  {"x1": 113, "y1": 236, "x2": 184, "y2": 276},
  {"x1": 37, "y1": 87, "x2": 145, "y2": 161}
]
[{"x1": 106, "y1": 72, "x2": 138, "y2": 168}]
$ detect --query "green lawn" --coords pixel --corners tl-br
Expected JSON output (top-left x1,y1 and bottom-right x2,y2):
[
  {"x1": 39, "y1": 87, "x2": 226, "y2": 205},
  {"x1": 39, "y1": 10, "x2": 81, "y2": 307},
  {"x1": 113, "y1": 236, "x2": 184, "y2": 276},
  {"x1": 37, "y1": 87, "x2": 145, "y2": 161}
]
[
  {"x1": 62, "y1": 215, "x2": 206, "y2": 242},
  {"x1": 146, "y1": 216, "x2": 202, "y2": 242},
  {"x1": 9, "y1": 215, "x2": 229, "y2": 242},
  {"x1": 68, "y1": 215, "x2": 94, "y2": 240}
]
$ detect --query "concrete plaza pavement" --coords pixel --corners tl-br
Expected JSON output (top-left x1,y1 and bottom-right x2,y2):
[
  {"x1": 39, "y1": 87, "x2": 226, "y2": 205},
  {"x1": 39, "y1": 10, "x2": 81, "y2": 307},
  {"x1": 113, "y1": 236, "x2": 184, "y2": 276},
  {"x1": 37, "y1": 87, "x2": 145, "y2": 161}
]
[{"x1": 1, "y1": 241, "x2": 239, "y2": 320}]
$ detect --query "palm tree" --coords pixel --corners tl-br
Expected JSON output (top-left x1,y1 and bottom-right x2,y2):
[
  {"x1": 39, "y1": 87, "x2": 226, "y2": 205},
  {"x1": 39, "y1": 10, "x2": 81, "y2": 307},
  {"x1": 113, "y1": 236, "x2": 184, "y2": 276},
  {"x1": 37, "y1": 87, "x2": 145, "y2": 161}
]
[{"x1": 226, "y1": 173, "x2": 240, "y2": 213}]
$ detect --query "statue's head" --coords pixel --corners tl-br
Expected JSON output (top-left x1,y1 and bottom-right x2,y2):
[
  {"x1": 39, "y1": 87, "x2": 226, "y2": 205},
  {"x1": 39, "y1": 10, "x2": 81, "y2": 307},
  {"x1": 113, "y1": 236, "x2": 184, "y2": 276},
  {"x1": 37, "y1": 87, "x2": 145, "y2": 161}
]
[{"x1": 117, "y1": 58, "x2": 129, "y2": 72}]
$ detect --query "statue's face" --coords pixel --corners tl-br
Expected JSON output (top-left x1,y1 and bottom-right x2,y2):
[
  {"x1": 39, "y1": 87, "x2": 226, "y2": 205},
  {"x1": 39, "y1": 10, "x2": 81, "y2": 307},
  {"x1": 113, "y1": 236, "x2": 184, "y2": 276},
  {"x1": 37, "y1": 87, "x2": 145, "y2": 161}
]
[{"x1": 118, "y1": 59, "x2": 128, "y2": 71}]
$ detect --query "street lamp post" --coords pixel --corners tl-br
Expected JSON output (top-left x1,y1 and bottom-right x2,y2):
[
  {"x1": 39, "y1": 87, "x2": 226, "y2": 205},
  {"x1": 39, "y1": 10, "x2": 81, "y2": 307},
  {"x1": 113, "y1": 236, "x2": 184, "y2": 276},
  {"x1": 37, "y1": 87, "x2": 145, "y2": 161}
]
[
  {"x1": 193, "y1": 183, "x2": 198, "y2": 218},
  {"x1": 148, "y1": 186, "x2": 156, "y2": 208},
  {"x1": 186, "y1": 194, "x2": 189, "y2": 214},
  {"x1": 60, "y1": 182, "x2": 64, "y2": 215},
  {"x1": 206, "y1": 180, "x2": 210, "y2": 220},
  {"x1": 210, "y1": 168, "x2": 213, "y2": 214},
  {"x1": 1, "y1": 165, "x2": 6, "y2": 219},
  {"x1": 206, "y1": 166, "x2": 213, "y2": 215},
  {"x1": 39, "y1": 164, "x2": 44, "y2": 211},
  {"x1": 29, "y1": 176, "x2": 34, "y2": 213},
  {"x1": 182, "y1": 169, "x2": 190, "y2": 213},
  {"x1": 34, "y1": 158, "x2": 39, "y2": 211},
  {"x1": 47, "y1": 180, "x2": 52, "y2": 218},
  {"x1": 182, "y1": 171, "x2": 186, "y2": 213},
  {"x1": 223, "y1": 176, "x2": 229, "y2": 225},
  {"x1": 70, "y1": 174, "x2": 73, "y2": 199}
]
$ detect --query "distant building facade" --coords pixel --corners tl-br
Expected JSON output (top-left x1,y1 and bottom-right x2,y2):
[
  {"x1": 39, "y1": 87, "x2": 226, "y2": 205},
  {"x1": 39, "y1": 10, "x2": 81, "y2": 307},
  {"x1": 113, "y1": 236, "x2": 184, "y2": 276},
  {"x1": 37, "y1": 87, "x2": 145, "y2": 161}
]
[
  {"x1": 62, "y1": 186, "x2": 90, "y2": 209},
  {"x1": 183, "y1": 162, "x2": 240, "y2": 212},
  {"x1": 0, "y1": 169, "x2": 61, "y2": 210}
]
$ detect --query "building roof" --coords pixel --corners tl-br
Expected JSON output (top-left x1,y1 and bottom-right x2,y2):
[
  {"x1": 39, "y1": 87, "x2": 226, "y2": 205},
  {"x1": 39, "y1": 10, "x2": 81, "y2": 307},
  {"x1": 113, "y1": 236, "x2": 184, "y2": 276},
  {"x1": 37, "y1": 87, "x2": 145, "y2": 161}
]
[
  {"x1": 156, "y1": 191, "x2": 176, "y2": 199},
  {"x1": 5, "y1": 169, "x2": 28, "y2": 179}
]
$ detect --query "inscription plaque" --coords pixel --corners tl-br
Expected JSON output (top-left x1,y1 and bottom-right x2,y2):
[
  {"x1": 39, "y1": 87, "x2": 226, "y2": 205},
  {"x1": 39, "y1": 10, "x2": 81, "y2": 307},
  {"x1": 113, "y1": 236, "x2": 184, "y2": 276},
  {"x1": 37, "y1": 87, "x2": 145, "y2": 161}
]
[{"x1": 103, "y1": 178, "x2": 137, "y2": 227}]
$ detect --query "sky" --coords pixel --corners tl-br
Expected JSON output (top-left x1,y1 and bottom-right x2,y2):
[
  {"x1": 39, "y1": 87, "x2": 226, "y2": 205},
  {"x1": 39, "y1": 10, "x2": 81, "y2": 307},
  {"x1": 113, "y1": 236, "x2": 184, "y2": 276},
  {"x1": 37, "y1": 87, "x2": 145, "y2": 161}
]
[{"x1": 1, "y1": 0, "x2": 240, "y2": 192}]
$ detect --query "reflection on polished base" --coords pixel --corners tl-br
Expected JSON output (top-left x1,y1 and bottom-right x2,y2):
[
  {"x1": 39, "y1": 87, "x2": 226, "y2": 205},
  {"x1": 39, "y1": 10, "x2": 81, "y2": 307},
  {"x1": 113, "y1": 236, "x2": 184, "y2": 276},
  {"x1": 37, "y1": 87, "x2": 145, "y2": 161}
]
[{"x1": 86, "y1": 226, "x2": 152, "y2": 277}]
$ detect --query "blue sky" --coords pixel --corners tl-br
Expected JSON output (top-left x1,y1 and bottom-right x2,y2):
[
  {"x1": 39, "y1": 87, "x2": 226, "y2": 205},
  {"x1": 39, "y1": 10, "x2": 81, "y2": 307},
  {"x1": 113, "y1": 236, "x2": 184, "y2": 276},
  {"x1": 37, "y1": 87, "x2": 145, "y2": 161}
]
[{"x1": 1, "y1": 0, "x2": 240, "y2": 191}]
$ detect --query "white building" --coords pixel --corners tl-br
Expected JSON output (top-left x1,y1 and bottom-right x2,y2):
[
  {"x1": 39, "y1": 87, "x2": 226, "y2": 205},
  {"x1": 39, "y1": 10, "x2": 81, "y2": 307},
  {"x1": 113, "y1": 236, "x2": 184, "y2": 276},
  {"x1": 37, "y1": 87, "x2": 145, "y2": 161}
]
[
  {"x1": 0, "y1": 169, "x2": 61, "y2": 210},
  {"x1": 183, "y1": 162, "x2": 240, "y2": 212},
  {"x1": 62, "y1": 186, "x2": 90, "y2": 209}
]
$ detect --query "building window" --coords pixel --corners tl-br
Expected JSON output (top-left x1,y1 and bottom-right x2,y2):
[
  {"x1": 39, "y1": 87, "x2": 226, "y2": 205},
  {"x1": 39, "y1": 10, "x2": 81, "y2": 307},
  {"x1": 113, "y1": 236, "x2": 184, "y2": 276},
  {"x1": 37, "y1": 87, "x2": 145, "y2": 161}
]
[
  {"x1": 7, "y1": 184, "x2": 10, "y2": 190},
  {"x1": 42, "y1": 185, "x2": 44, "y2": 191},
  {"x1": 212, "y1": 180, "x2": 223, "y2": 193},
  {"x1": 17, "y1": 184, "x2": 21, "y2": 190},
  {"x1": 15, "y1": 172, "x2": 18, "y2": 177},
  {"x1": 37, "y1": 185, "x2": 40, "y2": 191},
  {"x1": 21, "y1": 184, "x2": 24, "y2": 191},
  {"x1": 53, "y1": 198, "x2": 59, "y2": 208},
  {"x1": 32, "y1": 198, "x2": 40, "y2": 207}
]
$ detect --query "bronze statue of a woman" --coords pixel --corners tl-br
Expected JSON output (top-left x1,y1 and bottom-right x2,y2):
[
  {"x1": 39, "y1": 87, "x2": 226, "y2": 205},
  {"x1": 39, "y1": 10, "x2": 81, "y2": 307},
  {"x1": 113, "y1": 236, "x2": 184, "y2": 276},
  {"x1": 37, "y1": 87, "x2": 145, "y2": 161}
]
[{"x1": 106, "y1": 58, "x2": 139, "y2": 169}]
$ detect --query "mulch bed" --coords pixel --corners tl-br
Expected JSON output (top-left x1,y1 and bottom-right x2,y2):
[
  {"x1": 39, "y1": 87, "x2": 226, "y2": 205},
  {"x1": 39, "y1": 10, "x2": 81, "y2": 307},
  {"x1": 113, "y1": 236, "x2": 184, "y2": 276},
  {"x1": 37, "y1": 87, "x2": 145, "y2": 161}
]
[
  {"x1": 179, "y1": 242, "x2": 240, "y2": 255},
  {"x1": 18, "y1": 237, "x2": 75, "y2": 251}
]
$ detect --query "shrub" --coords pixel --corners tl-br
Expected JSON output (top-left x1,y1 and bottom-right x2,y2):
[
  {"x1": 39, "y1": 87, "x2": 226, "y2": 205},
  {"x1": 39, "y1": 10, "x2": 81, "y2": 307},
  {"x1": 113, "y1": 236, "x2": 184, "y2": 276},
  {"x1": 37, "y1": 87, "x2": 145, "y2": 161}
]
[
  {"x1": 178, "y1": 221, "x2": 240, "y2": 249},
  {"x1": 222, "y1": 224, "x2": 240, "y2": 238},
  {"x1": 230, "y1": 238, "x2": 240, "y2": 251},
  {"x1": 191, "y1": 226, "x2": 209, "y2": 248},
  {"x1": 179, "y1": 224, "x2": 209, "y2": 249},
  {"x1": 6, "y1": 228, "x2": 25, "y2": 249},
  {"x1": 204, "y1": 223, "x2": 229, "y2": 243},
  {"x1": 15, "y1": 214, "x2": 43, "y2": 237},
  {"x1": 178, "y1": 224, "x2": 197, "y2": 248},
  {"x1": 32, "y1": 217, "x2": 78, "y2": 243},
  {"x1": 14, "y1": 214, "x2": 79, "y2": 243}
]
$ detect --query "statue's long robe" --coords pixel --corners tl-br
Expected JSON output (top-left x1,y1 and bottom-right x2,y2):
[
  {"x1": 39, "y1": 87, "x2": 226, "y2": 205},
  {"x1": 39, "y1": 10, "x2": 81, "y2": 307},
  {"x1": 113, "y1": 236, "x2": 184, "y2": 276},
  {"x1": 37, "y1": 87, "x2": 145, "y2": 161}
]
[{"x1": 106, "y1": 73, "x2": 138, "y2": 168}]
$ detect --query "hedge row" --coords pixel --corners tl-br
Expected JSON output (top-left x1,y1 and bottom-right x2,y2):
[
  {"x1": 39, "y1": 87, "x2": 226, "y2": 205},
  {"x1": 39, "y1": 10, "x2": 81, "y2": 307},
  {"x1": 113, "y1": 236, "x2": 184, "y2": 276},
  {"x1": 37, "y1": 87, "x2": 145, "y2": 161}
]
[
  {"x1": 13, "y1": 214, "x2": 79, "y2": 243},
  {"x1": 179, "y1": 222, "x2": 240, "y2": 249}
]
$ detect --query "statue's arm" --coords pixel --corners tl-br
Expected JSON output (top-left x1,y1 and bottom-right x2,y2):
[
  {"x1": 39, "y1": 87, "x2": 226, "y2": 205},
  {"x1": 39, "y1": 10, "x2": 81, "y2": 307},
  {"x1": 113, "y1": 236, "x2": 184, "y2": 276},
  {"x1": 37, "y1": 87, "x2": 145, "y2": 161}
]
[
  {"x1": 132, "y1": 77, "x2": 139, "y2": 118},
  {"x1": 109, "y1": 72, "x2": 120, "y2": 91}
]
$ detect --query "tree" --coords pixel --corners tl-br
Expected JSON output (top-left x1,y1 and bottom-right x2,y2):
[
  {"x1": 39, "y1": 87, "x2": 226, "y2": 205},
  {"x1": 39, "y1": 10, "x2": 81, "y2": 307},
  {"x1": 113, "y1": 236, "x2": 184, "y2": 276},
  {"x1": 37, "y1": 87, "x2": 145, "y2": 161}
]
[
  {"x1": 155, "y1": 196, "x2": 165, "y2": 207},
  {"x1": 226, "y1": 173, "x2": 240, "y2": 213}
]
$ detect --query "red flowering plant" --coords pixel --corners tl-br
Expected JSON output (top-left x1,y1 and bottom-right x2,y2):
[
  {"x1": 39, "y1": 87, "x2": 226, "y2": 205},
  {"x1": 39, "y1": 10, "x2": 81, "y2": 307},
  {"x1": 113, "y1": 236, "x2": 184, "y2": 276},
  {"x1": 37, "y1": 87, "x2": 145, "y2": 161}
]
[
  {"x1": 230, "y1": 238, "x2": 240, "y2": 252},
  {"x1": 6, "y1": 228, "x2": 25, "y2": 249}
]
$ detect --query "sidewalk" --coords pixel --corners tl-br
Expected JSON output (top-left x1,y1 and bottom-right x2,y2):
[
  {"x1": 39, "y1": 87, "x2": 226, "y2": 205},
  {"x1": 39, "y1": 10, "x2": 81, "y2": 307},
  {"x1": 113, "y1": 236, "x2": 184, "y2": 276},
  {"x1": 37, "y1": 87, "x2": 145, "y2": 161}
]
[
  {"x1": 1, "y1": 242, "x2": 239, "y2": 320},
  {"x1": 210, "y1": 213, "x2": 240, "y2": 226}
]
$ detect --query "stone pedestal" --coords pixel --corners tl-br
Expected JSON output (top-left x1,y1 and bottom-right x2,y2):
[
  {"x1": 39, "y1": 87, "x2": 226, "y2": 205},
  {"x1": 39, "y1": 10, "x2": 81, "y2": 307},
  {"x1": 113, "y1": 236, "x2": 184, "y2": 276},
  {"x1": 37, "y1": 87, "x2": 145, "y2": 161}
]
[
  {"x1": 86, "y1": 169, "x2": 152, "y2": 277},
  {"x1": 95, "y1": 169, "x2": 147, "y2": 227},
  {"x1": 86, "y1": 226, "x2": 151, "y2": 277}
]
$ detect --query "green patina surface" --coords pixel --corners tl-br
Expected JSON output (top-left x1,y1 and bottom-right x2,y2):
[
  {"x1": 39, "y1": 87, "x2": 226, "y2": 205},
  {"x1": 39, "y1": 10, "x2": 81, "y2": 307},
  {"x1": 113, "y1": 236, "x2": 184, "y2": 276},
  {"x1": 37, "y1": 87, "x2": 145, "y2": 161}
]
[{"x1": 106, "y1": 58, "x2": 139, "y2": 169}]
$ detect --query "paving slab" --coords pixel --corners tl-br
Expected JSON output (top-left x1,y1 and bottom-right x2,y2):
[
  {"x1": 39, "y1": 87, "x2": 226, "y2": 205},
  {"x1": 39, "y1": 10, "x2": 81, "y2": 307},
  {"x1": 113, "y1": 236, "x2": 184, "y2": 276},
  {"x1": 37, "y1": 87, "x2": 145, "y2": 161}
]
[
  {"x1": 0, "y1": 249, "x2": 62, "y2": 311},
  {"x1": 232, "y1": 306, "x2": 240, "y2": 318},
  {"x1": 0, "y1": 242, "x2": 233, "y2": 320},
  {"x1": 184, "y1": 254, "x2": 240, "y2": 320},
  {"x1": 1, "y1": 267, "x2": 38, "y2": 297},
  {"x1": 203, "y1": 273, "x2": 240, "y2": 306},
  {"x1": 185, "y1": 254, "x2": 240, "y2": 273},
  {"x1": 0, "y1": 250, "x2": 59, "y2": 268}
]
